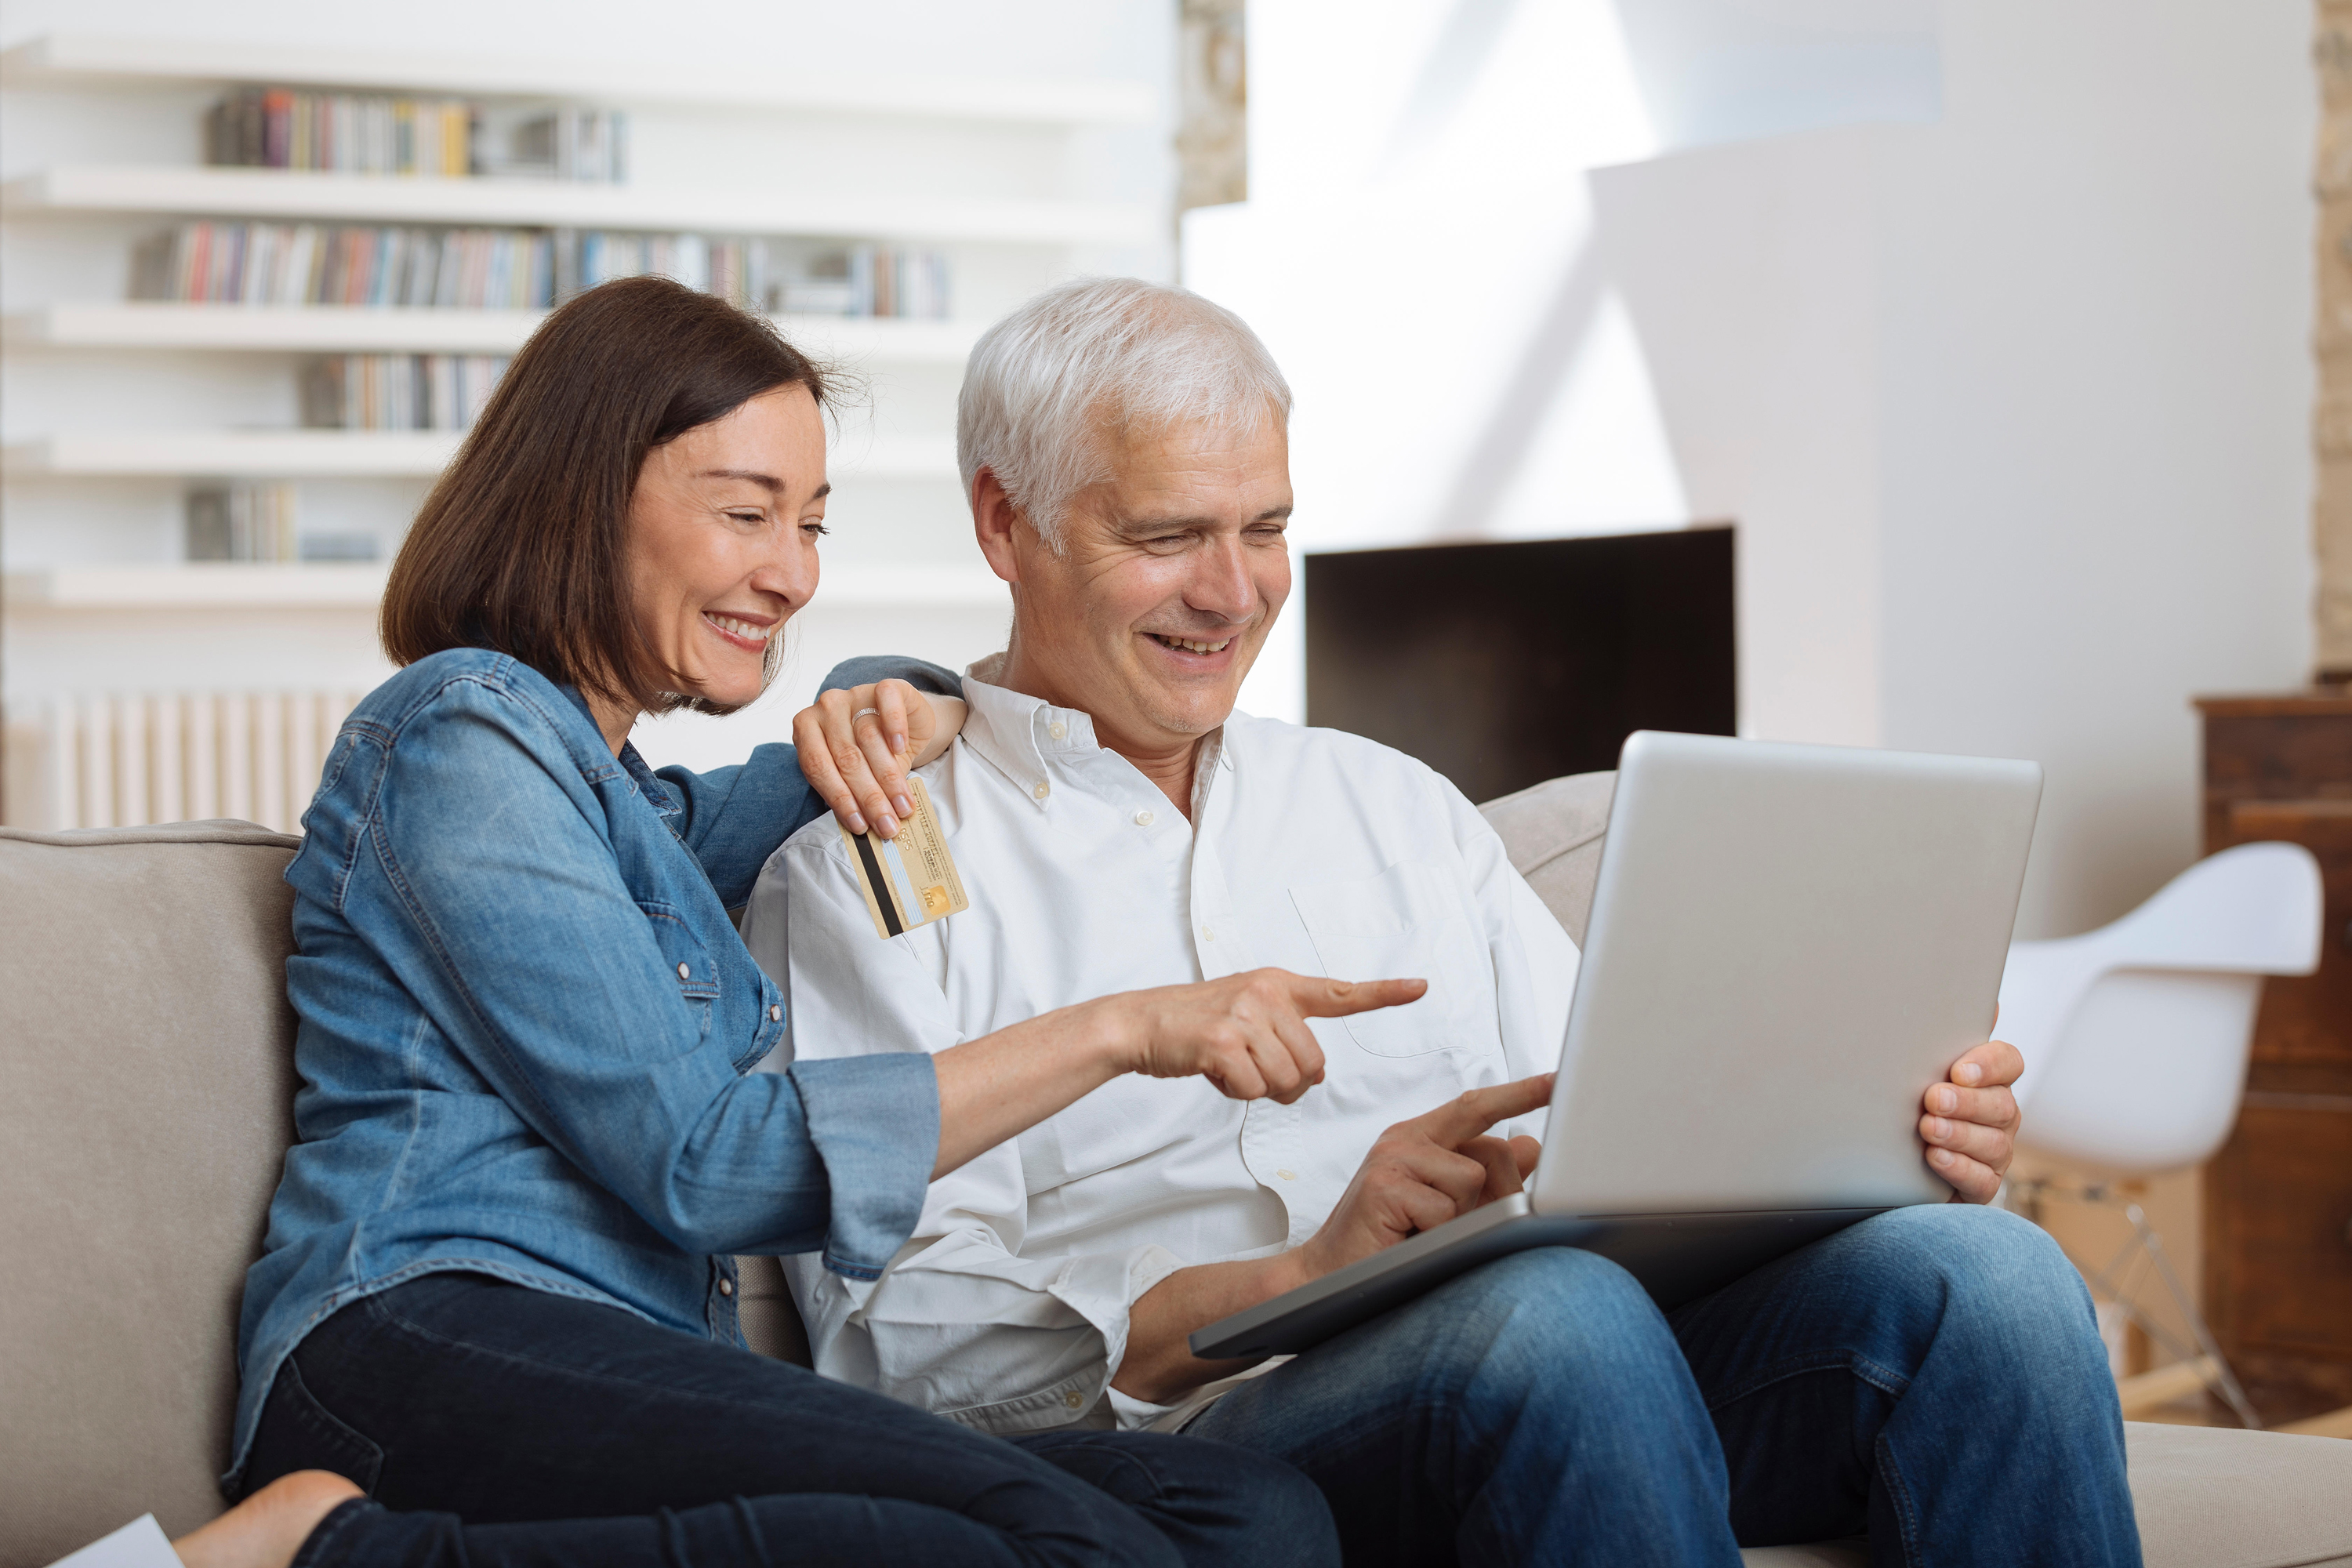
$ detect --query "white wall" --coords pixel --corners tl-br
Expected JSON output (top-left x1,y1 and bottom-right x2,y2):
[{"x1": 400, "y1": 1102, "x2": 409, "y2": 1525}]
[
  {"x1": 1598, "y1": 0, "x2": 2314, "y2": 938},
  {"x1": 1190, "y1": 0, "x2": 2314, "y2": 940}
]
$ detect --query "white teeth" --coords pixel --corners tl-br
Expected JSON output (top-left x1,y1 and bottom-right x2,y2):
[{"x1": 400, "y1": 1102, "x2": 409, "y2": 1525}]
[
  {"x1": 1152, "y1": 633, "x2": 1232, "y2": 655},
  {"x1": 705, "y1": 613, "x2": 773, "y2": 644}
]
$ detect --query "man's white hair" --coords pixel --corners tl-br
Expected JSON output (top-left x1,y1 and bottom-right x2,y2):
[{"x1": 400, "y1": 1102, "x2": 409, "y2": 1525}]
[{"x1": 956, "y1": 277, "x2": 1294, "y2": 550}]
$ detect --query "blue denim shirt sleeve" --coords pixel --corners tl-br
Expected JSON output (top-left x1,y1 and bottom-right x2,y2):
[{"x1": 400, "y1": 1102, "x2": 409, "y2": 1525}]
[
  {"x1": 657, "y1": 656, "x2": 964, "y2": 909},
  {"x1": 366, "y1": 673, "x2": 938, "y2": 1265}
]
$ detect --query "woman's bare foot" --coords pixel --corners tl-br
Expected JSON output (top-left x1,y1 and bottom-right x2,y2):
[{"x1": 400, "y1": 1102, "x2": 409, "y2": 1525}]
[{"x1": 172, "y1": 1472, "x2": 363, "y2": 1568}]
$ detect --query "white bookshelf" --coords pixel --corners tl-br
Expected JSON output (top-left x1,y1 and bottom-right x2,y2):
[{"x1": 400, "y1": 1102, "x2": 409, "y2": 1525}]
[
  {"x1": 2, "y1": 166, "x2": 1159, "y2": 247},
  {"x1": 5, "y1": 560, "x2": 1007, "y2": 611},
  {"x1": 0, "y1": 25, "x2": 1168, "y2": 823},
  {"x1": 0, "y1": 34, "x2": 1156, "y2": 126},
  {"x1": 3, "y1": 430, "x2": 957, "y2": 481},
  {"x1": 3, "y1": 304, "x2": 983, "y2": 360}
]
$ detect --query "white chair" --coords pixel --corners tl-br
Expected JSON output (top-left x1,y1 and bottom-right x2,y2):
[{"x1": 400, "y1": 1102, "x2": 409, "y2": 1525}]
[{"x1": 1998, "y1": 840, "x2": 2324, "y2": 1427}]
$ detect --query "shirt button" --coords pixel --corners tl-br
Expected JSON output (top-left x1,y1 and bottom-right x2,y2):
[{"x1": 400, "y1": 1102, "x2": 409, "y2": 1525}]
[
  {"x1": 1277, "y1": 1169, "x2": 1298, "y2": 1181},
  {"x1": 1202, "y1": 925, "x2": 1216, "y2": 941},
  {"x1": 1134, "y1": 809, "x2": 1154, "y2": 826},
  {"x1": 676, "y1": 962, "x2": 691, "y2": 980},
  {"x1": 718, "y1": 1276, "x2": 735, "y2": 1297},
  {"x1": 1048, "y1": 720, "x2": 1067, "y2": 740},
  {"x1": 769, "y1": 1004, "x2": 783, "y2": 1022},
  {"x1": 1062, "y1": 1389, "x2": 1083, "y2": 1410},
  {"x1": 1033, "y1": 781, "x2": 1051, "y2": 800}
]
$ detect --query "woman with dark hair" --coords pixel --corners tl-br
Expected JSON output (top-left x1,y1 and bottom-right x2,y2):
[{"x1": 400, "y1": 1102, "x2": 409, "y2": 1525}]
[{"x1": 172, "y1": 277, "x2": 1400, "y2": 1568}]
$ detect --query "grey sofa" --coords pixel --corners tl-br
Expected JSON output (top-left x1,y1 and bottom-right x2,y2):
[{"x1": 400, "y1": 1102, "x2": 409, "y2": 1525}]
[{"x1": 5, "y1": 779, "x2": 2350, "y2": 1568}]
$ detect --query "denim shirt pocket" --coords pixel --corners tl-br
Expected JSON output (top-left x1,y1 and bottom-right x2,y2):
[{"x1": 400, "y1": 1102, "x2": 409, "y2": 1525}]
[{"x1": 639, "y1": 900, "x2": 720, "y2": 1037}]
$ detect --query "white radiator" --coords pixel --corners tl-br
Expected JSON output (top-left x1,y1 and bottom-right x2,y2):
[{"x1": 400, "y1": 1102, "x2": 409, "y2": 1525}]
[{"x1": 15, "y1": 690, "x2": 365, "y2": 835}]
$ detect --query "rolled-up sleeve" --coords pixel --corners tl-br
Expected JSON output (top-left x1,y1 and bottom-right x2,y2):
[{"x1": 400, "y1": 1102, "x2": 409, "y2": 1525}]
[{"x1": 787, "y1": 1054, "x2": 941, "y2": 1279}]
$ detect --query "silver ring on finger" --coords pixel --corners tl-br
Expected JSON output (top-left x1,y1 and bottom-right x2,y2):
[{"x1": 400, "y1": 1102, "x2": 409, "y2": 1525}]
[{"x1": 851, "y1": 707, "x2": 882, "y2": 723}]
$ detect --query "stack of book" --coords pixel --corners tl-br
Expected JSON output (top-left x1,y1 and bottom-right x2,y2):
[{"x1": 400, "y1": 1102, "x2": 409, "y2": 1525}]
[
  {"x1": 301, "y1": 354, "x2": 511, "y2": 431},
  {"x1": 185, "y1": 482, "x2": 299, "y2": 561},
  {"x1": 564, "y1": 230, "x2": 733, "y2": 302},
  {"x1": 128, "y1": 223, "x2": 953, "y2": 318},
  {"x1": 788, "y1": 244, "x2": 951, "y2": 319},
  {"x1": 205, "y1": 89, "x2": 630, "y2": 182},
  {"x1": 206, "y1": 89, "x2": 481, "y2": 177},
  {"x1": 132, "y1": 222, "x2": 556, "y2": 308},
  {"x1": 505, "y1": 109, "x2": 630, "y2": 183}
]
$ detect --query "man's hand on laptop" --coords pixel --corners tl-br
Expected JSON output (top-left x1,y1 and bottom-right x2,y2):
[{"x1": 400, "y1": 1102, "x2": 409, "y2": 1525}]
[
  {"x1": 1113, "y1": 1073, "x2": 1553, "y2": 1405},
  {"x1": 1918, "y1": 1038, "x2": 2024, "y2": 1203},
  {"x1": 1290, "y1": 1074, "x2": 1555, "y2": 1279}
]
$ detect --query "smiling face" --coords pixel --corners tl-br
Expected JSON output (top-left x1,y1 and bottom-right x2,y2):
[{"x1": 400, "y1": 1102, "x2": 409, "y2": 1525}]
[
  {"x1": 614, "y1": 383, "x2": 829, "y2": 733},
  {"x1": 989, "y1": 411, "x2": 1293, "y2": 763}
]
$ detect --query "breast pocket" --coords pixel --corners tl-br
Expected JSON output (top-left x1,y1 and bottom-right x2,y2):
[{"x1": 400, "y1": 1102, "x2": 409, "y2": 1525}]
[
  {"x1": 640, "y1": 901, "x2": 720, "y2": 1040},
  {"x1": 1288, "y1": 859, "x2": 1495, "y2": 1058}
]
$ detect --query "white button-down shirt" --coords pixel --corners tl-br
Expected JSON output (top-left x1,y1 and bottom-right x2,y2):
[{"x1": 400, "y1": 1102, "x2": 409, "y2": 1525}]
[{"x1": 740, "y1": 666, "x2": 1578, "y2": 1435}]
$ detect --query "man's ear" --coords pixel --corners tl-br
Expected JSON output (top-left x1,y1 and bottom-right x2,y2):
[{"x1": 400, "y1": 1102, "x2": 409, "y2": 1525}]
[{"x1": 972, "y1": 468, "x2": 1025, "y2": 586}]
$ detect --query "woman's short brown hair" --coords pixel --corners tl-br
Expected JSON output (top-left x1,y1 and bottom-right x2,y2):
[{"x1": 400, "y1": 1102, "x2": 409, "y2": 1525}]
[{"x1": 381, "y1": 274, "x2": 829, "y2": 716}]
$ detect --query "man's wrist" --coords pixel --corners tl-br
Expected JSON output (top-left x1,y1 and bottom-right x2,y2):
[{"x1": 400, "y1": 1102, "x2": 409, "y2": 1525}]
[
  {"x1": 1261, "y1": 1242, "x2": 1319, "y2": 1298},
  {"x1": 1080, "y1": 994, "x2": 1147, "y2": 1080}
]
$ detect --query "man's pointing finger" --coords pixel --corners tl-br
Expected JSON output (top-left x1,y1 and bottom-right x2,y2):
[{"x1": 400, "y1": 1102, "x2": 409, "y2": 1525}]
[{"x1": 1417, "y1": 1074, "x2": 1556, "y2": 1146}]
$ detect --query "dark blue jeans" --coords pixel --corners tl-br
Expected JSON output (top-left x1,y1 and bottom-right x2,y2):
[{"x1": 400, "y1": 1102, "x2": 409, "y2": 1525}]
[
  {"x1": 239, "y1": 1272, "x2": 1337, "y2": 1568},
  {"x1": 1188, "y1": 1204, "x2": 2141, "y2": 1568}
]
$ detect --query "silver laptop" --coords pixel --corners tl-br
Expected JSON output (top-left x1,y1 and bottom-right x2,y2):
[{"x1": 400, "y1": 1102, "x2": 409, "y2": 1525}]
[{"x1": 1191, "y1": 730, "x2": 2042, "y2": 1361}]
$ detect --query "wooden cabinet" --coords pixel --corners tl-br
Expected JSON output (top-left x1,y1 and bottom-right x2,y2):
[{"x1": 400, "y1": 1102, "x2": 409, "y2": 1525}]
[{"x1": 2198, "y1": 694, "x2": 2352, "y2": 1423}]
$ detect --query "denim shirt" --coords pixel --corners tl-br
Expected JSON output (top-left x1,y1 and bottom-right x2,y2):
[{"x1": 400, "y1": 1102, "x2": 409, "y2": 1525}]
[{"x1": 230, "y1": 647, "x2": 957, "y2": 1486}]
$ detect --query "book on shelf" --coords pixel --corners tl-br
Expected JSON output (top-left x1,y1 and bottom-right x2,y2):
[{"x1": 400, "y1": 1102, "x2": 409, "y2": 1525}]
[
  {"x1": 132, "y1": 222, "x2": 556, "y2": 309},
  {"x1": 302, "y1": 355, "x2": 511, "y2": 432},
  {"x1": 205, "y1": 88, "x2": 629, "y2": 183},
  {"x1": 207, "y1": 88, "x2": 481, "y2": 178},
  {"x1": 129, "y1": 222, "x2": 953, "y2": 319},
  {"x1": 504, "y1": 109, "x2": 629, "y2": 183},
  {"x1": 781, "y1": 245, "x2": 951, "y2": 319},
  {"x1": 186, "y1": 481, "x2": 380, "y2": 564}
]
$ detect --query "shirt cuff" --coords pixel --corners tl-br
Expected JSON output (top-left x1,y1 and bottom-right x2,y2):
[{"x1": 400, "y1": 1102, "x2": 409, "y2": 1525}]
[{"x1": 787, "y1": 1053, "x2": 940, "y2": 1279}]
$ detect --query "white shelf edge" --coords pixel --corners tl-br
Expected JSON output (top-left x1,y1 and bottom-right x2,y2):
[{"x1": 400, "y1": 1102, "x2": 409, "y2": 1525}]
[
  {"x1": 4, "y1": 430, "x2": 463, "y2": 477},
  {"x1": 5, "y1": 563, "x2": 390, "y2": 608},
  {"x1": 2, "y1": 304, "x2": 984, "y2": 361},
  {"x1": 1, "y1": 430, "x2": 958, "y2": 481},
  {"x1": 4, "y1": 561, "x2": 1007, "y2": 612},
  {"x1": 0, "y1": 34, "x2": 1159, "y2": 126},
  {"x1": 1, "y1": 165, "x2": 1159, "y2": 246}
]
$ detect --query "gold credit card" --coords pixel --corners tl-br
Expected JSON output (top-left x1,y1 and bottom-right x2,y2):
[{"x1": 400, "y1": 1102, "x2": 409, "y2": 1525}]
[{"x1": 839, "y1": 775, "x2": 969, "y2": 940}]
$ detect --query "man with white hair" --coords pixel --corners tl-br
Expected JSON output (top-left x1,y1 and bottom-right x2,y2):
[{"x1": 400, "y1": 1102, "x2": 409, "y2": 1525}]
[{"x1": 742, "y1": 280, "x2": 2137, "y2": 1566}]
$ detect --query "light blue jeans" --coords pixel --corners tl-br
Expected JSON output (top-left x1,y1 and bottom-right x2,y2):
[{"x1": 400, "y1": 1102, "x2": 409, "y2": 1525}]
[{"x1": 1186, "y1": 1204, "x2": 2140, "y2": 1568}]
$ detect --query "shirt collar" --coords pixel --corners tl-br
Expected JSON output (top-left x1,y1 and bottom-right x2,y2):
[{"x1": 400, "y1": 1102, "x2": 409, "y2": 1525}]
[
  {"x1": 555, "y1": 679, "x2": 680, "y2": 815},
  {"x1": 960, "y1": 654, "x2": 1236, "y2": 813}
]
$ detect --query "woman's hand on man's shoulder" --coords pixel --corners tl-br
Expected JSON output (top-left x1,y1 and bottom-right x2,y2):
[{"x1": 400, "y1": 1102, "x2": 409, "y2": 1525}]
[{"x1": 793, "y1": 678, "x2": 967, "y2": 839}]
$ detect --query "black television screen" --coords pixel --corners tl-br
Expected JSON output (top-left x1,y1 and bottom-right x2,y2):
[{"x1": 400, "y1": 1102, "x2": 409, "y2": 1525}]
[{"x1": 1304, "y1": 528, "x2": 1736, "y2": 805}]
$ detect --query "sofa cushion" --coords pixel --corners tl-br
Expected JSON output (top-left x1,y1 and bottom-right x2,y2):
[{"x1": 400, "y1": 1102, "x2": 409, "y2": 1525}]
[
  {"x1": 2122, "y1": 1420, "x2": 2352, "y2": 1567},
  {"x1": 0, "y1": 822, "x2": 302, "y2": 1568},
  {"x1": 1734, "y1": 1422, "x2": 2352, "y2": 1566},
  {"x1": 1477, "y1": 769, "x2": 1616, "y2": 945}
]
